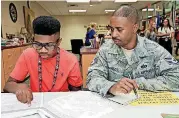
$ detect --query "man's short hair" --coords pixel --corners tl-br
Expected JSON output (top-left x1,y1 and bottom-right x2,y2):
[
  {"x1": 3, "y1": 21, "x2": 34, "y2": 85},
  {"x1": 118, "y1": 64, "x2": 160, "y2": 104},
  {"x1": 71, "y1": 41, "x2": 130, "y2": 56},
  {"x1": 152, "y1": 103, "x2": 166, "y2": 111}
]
[
  {"x1": 112, "y1": 5, "x2": 139, "y2": 24},
  {"x1": 33, "y1": 16, "x2": 61, "y2": 35}
]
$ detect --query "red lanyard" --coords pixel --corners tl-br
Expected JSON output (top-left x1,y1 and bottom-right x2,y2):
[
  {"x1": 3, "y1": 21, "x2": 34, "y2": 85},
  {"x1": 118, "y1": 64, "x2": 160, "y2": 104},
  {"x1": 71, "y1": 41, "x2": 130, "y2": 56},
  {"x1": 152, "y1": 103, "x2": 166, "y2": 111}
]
[{"x1": 38, "y1": 48, "x2": 60, "y2": 92}]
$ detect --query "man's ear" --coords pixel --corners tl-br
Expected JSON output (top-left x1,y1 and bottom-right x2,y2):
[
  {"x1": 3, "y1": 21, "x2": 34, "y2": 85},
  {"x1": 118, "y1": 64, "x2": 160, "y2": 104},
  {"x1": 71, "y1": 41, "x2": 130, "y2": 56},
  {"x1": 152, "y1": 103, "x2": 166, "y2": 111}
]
[{"x1": 133, "y1": 24, "x2": 139, "y2": 33}]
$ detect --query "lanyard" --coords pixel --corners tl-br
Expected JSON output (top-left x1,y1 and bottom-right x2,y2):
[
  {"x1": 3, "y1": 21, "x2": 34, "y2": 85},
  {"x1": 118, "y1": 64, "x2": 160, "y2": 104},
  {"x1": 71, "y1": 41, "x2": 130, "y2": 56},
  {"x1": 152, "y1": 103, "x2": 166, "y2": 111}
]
[{"x1": 38, "y1": 48, "x2": 60, "y2": 92}]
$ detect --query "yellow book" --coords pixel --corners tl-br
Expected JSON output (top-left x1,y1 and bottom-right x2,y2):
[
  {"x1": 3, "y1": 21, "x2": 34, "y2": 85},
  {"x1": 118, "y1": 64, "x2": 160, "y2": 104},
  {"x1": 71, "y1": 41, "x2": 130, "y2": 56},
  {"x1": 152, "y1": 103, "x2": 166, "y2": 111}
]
[
  {"x1": 107, "y1": 90, "x2": 179, "y2": 106},
  {"x1": 130, "y1": 90, "x2": 179, "y2": 106}
]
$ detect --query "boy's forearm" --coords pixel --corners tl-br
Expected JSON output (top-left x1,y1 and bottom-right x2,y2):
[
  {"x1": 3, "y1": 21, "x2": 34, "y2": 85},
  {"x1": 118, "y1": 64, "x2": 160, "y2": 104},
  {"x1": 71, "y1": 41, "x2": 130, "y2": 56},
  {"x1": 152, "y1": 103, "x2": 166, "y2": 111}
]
[
  {"x1": 69, "y1": 85, "x2": 82, "y2": 91},
  {"x1": 3, "y1": 77, "x2": 21, "y2": 93},
  {"x1": 4, "y1": 81, "x2": 19, "y2": 93}
]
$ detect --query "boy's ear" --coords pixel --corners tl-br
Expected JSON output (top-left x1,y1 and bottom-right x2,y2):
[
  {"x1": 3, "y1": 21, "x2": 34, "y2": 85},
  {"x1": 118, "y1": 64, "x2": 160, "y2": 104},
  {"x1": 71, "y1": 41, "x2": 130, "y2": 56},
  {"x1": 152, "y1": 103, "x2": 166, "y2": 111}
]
[{"x1": 57, "y1": 38, "x2": 62, "y2": 46}]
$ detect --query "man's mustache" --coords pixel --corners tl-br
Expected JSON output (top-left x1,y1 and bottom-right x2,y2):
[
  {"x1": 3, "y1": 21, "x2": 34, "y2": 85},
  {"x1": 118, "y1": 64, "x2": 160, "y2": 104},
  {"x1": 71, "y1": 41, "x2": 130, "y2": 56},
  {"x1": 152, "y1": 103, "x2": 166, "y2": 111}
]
[{"x1": 112, "y1": 37, "x2": 120, "y2": 40}]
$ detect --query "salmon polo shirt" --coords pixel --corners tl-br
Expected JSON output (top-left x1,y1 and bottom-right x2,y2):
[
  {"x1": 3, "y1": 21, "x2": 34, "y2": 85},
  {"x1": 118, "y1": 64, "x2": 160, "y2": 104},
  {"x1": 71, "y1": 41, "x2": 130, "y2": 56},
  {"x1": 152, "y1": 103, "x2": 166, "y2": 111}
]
[{"x1": 10, "y1": 48, "x2": 83, "y2": 92}]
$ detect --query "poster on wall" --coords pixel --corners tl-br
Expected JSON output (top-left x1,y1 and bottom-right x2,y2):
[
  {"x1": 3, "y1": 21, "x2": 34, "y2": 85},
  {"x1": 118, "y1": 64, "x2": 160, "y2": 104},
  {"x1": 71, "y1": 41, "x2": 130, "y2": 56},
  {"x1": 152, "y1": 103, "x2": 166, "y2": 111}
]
[
  {"x1": 23, "y1": 6, "x2": 35, "y2": 42},
  {"x1": 84, "y1": 24, "x2": 108, "y2": 34}
]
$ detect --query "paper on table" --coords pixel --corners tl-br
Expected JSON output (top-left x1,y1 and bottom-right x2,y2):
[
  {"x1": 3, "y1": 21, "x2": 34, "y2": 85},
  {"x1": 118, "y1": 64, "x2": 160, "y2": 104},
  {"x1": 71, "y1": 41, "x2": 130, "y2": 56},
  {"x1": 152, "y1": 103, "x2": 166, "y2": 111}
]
[
  {"x1": 131, "y1": 90, "x2": 179, "y2": 106},
  {"x1": 48, "y1": 91, "x2": 114, "y2": 118},
  {"x1": 1, "y1": 93, "x2": 42, "y2": 112},
  {"x1": 1, "y1": 108, "x2": 58, "y2": 118},
  {"x1": 161, "y1": 113, "x2": 179, "y2": 118},
  {"x1": 107, "y1": 92, "x2": 139, "y2": 105},
  {"x1": 1, "y1": 108, "x2": 38, "y2": 118}
]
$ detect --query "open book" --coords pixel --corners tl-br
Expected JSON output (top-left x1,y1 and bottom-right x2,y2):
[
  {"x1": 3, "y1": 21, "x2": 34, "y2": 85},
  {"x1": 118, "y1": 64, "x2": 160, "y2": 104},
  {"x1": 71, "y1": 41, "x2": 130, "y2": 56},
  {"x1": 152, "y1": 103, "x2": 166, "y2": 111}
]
[
  {"x1": 1, "y1": 93, "x2": 42, "y2": 113},
  {"x1": 107, "y1": 93, "x2": 139, "y2": 105},
  {"x1": 107, "y1": 90, "x2": 179, "y2": 106},
  {"x1": 1, "y1": 93, "x2": 60, "y2": 118},
  {"x1": 1, "y1": 108, "x2": 59, "y2": 118}
]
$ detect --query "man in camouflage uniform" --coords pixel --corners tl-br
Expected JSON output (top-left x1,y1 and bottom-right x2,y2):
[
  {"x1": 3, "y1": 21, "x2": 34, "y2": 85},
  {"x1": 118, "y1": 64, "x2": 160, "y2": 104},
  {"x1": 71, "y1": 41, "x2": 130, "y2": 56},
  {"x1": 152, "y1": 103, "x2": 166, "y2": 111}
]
[{"x1": 86, "y1": 5, "x2": 179, "y2": 97}]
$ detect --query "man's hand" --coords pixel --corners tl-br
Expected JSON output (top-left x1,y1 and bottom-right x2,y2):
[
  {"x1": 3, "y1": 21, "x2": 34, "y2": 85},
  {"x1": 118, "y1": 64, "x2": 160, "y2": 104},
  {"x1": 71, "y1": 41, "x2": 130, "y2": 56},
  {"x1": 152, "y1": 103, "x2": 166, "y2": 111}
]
[
  {"x1": 15, "y1": 84, "x2": 33, "y2": 105},
  {"x1": 109, "y1": 77, "x2": 138, "y2": 95}
]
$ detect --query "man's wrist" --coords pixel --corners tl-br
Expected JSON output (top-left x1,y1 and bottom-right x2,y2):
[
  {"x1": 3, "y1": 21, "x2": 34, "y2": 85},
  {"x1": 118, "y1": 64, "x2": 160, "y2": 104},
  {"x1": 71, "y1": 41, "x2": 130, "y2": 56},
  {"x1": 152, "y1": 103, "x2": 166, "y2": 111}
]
[{"x1": 108, "y1": 84, "x2": 115, "y2": 95}]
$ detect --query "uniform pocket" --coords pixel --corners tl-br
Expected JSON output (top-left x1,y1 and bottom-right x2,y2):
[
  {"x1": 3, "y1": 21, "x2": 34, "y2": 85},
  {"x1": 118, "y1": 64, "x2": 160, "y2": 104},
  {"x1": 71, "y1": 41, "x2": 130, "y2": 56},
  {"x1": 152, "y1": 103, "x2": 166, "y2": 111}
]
[{"x1": 134, "y1": 56, "x2": 156, "y2": 79}]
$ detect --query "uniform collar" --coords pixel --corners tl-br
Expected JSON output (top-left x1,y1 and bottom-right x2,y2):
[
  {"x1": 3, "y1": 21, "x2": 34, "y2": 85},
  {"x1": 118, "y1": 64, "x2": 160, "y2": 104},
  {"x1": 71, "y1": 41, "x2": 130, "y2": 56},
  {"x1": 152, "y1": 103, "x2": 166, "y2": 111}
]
[{"x1": 107, "y1": 35, "x2": 149, "y2": 65}]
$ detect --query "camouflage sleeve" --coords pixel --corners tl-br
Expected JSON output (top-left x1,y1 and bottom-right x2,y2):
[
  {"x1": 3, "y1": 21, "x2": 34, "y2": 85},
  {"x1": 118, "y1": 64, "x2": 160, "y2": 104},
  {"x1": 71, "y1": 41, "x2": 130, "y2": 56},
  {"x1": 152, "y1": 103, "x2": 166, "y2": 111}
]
[
  {"x1": 136, "y1": 47, "x2": 179, "y2": 92},
  {"x1": 86, "y1": 49, "x2": 116, "y2": 97}
]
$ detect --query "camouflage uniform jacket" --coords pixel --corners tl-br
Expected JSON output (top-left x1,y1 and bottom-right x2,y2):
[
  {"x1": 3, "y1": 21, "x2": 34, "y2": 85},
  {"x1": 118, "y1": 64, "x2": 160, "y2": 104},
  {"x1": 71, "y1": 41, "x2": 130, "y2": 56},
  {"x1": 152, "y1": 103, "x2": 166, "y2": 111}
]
[{"x1": 86, "y1": 35, "x2": 179, "y2": 96}]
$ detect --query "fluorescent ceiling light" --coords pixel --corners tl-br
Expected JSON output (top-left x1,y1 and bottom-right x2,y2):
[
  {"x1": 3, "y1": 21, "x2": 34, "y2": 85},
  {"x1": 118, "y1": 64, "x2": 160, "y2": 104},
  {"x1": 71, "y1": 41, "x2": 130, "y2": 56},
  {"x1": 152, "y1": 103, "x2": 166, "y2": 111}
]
[
  {"x1": 105, "y1": 10, "x2": 115, "y2": 12},
  {"x1": 69, "y1": 10, "x2": 87, "y2": 12},
  {"x1": 91, "y1": 0, "x2": 102, "y2": 1},
  {"x1": 114, "y1": 0, "x2": 137, "y2": 2},
  {"x1": 142, "y1": 8, "x2": 154, "y2": 11},
  {"x1": 66, "y1": 0, "x2": 90, "y2": 3},
  {"x1": 90, "y1": 5, "x2": 93, "y2": 6}
]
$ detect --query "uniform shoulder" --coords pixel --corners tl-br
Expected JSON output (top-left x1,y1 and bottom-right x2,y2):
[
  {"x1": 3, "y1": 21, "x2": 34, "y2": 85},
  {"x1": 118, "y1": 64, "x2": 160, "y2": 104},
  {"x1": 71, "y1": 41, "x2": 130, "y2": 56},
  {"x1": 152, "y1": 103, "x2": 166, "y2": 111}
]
[
  {"x1": 143, "y1": 37, "x2": 159, "y2": 48},
  {"x1": 99, "y1": 39, "x2": 118, "y2": 52},
  {"x1": 142, "y1": 37, "x2": 167, "y2": 55}
]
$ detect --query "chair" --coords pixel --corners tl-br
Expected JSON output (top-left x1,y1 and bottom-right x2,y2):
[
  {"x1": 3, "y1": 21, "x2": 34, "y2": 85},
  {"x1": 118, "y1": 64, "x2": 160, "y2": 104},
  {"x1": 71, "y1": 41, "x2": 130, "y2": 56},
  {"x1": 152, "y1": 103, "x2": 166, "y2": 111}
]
[
  {"x1": 70, "y1": 39, "x2": 84, "y2": 63},
  {"x1": 98, "y1": 34, "x2": 105, "y2": 39}
]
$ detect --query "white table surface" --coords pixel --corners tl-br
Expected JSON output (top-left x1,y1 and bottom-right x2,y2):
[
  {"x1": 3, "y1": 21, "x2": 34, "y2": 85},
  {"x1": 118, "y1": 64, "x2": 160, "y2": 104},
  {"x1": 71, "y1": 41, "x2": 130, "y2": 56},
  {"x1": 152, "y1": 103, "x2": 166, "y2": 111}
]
[{"x1": 1, "y1": 91, "x2": 179, "y2": 118}]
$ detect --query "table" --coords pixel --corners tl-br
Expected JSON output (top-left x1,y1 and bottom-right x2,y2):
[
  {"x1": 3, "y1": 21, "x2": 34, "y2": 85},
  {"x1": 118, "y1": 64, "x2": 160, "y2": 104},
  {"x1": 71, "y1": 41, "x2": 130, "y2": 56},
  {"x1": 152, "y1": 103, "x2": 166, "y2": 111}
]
[
  {"x1": 1, "y1": 43, "x2": 31, "y2": 92},
  {"x1": 80, "y1": 47, "x2": 98, "y2": 88},
  {"x1": 1, "y1": 91, "x2": 179, "y2": 118}
]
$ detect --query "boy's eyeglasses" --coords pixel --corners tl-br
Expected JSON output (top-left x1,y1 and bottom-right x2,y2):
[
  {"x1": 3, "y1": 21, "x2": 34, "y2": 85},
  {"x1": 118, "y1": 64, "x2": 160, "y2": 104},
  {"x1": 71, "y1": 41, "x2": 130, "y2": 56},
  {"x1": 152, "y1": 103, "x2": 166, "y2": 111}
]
[{"x1": 32, "y1": 38, "x2": 61, "y2": 51}]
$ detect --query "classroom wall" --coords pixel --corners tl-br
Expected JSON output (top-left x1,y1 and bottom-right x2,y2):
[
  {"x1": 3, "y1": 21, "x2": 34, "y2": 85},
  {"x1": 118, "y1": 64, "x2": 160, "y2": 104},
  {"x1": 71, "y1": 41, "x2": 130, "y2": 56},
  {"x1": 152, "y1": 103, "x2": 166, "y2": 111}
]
[
  {"x1": 1, "y1": 1, "x2": 50, "y2": 38},
  {"x1": 1, "y1": 1, "x2": 153, "y2": 51},
  {"x1": 1, "y1": 1, "x2": 110, "y2": 50},
  {"x1": 54, "y1": 15, "x2": 111, "y2": 50}
]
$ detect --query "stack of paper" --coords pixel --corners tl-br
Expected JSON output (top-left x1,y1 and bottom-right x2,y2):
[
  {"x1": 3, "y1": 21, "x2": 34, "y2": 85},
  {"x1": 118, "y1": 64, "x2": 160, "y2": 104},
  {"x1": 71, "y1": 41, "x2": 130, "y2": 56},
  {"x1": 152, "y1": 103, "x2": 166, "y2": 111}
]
[{"x1": 47, "y1": 91, "x2": 114, "y2": 118}]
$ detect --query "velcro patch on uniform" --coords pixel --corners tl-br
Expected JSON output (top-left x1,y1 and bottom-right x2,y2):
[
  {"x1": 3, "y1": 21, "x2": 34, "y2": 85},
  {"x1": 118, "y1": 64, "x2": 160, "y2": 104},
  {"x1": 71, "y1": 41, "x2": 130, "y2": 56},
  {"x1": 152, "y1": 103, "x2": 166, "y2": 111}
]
[
  {"x1": 164, "y1": 57, "x2": 179, "y2": 65},
  {"x1": 141, "y1": 64, "x2": 147, "y2": 69}
]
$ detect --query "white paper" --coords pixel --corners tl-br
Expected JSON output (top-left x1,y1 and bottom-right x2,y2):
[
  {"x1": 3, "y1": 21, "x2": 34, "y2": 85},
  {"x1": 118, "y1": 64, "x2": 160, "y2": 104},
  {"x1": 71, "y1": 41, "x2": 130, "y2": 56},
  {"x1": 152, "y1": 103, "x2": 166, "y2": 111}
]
[
  {"x1": 108, "y1": 93, "x2": 139, "y2": 105},
  {"x1": 1, "y1": 93, "x2": 41, "y2": 112},
  {"x1": 1, "y1": 108, "x2": 57, "y2": 118},
  {"x1": 48, "y1": 91, "x2": 114, "y2": 118},
  {"x1": 40, "y1": 92, "x2": 44, "y2": 108}
]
